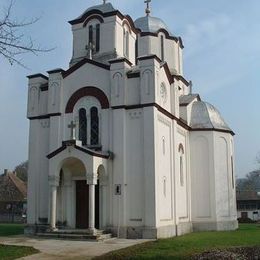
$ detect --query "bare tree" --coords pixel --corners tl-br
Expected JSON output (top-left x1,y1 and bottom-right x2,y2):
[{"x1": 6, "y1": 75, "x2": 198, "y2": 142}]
[
  {"x1": 14, "y1": 160, "x2": 28, "y2": 182},
  {"x1": 0, "y1": 0, "x2": 53, "y2": 67}
]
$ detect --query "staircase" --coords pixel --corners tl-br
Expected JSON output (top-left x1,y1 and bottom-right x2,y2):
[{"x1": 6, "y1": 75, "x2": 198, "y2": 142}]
[{"x1": 37, "y1": 229, "x2": 113, "y2": 241}]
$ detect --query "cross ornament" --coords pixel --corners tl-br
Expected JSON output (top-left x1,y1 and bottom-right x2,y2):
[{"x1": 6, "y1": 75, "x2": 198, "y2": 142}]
[
  {"x1": 86, "y1": 42, "x2": 95, "y2": 60},
  {"x1": 103, "y1": 0, "x2": 107, "y2": 4},
  {"x1": 144, "y1": 0, "x2": 151, "y2": 16},
  {"x1": 68, "y1": 121, "x2": 76, "y2": 140}
]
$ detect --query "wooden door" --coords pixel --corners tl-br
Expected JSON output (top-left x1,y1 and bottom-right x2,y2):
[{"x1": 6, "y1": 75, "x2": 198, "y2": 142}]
[{"x1": 76, "y1": 181, "x2": 89, "y2": 229}]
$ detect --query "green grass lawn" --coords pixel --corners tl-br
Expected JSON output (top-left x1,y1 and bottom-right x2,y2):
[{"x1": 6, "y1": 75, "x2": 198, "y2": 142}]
[
  {"x1": 0, "y1": 224, "x2": 38, "y2": 259},
  {"x1": 95, "y1": 224, "x2": 260, "y2": 260},
  {"x1": 0, "y1": 245, "x2": 38, "y2": 260},
  {"x1": 0, "y1": 224, "x2": 24, "y2": 236}
]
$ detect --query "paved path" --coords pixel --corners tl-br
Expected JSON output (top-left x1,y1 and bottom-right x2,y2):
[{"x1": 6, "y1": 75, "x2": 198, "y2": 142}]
[{"x1": 0, "y1": 236, "x2": 151, "y2": 259}]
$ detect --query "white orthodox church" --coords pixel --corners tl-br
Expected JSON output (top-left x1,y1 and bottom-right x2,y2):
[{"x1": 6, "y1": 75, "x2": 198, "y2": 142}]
[{"x1": 26, "y1": 1, "x2": 238, "y2": 239}]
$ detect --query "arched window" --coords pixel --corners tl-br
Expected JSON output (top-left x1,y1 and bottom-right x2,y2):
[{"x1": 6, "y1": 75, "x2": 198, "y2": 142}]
[
  {"x1": 88, "y1": 24, "x2": 100, "y2": 53},
  {"x1": 90, "y1": 107, "x2": 99, "y2": 145},
  {"x1": 123, "y1": 28, "x2": 129, "y2": 58},
  {"x1": 96, "y1": 24, "x2": 100, "y2": 52},
  {"x1": 79, "y1": 108, "x2": 87, "y2": 145},
  {"x1": 89, "y1": 25, "x2": 93, "y2": 45},
  {"x1": 179, "y1": 144, "x2": 184, "y2": 187},
  {"x1": 160, "y1": 35, "x2": 164, "y2": 61}
]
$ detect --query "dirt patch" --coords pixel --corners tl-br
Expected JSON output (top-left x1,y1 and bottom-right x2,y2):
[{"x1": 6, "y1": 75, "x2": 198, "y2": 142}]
[{"x1": 192, "y1": 246, "x2": 260, "y2": 260}]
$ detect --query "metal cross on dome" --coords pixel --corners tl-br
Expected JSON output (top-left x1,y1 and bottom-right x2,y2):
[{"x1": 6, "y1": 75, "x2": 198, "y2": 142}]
[
  {"x1": 144, "y1": 0, "x2": 151, "y2": 16},
  {"x1": 103, "y1": 0, "x2": 107, "y2": 4}
]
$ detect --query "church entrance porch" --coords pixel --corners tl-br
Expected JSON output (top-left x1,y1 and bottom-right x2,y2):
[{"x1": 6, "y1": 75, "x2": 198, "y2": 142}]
[{"x1": 46, "y1": 141, "x2": 109, "y2": 235}]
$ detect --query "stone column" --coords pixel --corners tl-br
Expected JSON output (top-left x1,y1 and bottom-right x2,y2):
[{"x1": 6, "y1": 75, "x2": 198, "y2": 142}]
[
  {"x1": 89, "y1": 184, "x2": 95, "y2": 231},
  {"x1": 50, "y1": 185, "x2": 57, "y2": 230},
  {"x1": 48, "y1": 176, "x2": 59, "y2": 231},
  {"x1": 87, "y1": 173, "x2": 98, "y2": 234}
]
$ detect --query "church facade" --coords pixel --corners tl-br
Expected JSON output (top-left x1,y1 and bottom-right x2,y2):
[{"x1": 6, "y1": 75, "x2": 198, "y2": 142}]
[{"x1": 26, "y1": 1, "x2": 238, "y2": 239}]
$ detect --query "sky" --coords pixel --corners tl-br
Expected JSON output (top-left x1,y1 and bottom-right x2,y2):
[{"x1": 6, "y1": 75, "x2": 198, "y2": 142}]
[{"x1": 0, "y1": 0, "x2": 259, "y2": 178}]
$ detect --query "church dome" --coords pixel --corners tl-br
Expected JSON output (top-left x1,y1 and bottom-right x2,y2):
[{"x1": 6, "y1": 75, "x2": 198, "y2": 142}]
[
  {"x1": 190, "y1": 101, "x2": 232, "y2": 132},
  {"x1": 134, "y1": 16, "x2": 173, "y2": 36},
  {"x1": 76, "y1": 2, "x2": 116, "y2": 19}
]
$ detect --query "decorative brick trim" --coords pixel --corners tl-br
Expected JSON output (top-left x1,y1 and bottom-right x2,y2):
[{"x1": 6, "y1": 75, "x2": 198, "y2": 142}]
[
  {"x1": 109, "y1": 57, "x2": 133, "y2": 67},
  {"x1": 47, "y1": 68, "x2": 65, "y2": 74},
  {"x1": 173, "y1": 75, "x2": 190, "y2": 87},
  {"x1": 65, "y1": 86, "x2": 109, "y2": 113},
  {"x1": 27, "y1": 74, "x2": 48, "y2": 80},
  {"x1": 62, "y1": 58, "x2": 110, "y2": 78},
  {"x1": 111, "y1": 103, "x2": 235, "y2": 135},
  {"x1": 137, "y1": 54, "x2": 162, "y2": 64},
  {"x1": 83, "y1": 15, "x2": 104, "y2": 27},
  {"x1": 28, "y1": 113, "x2": 61, "y2": 120},
  {"x1": 140, "y1": 29, "x2": 184, "y2": 49},
  {"x1": 47, "y1": 141, "x2": 110, "y2": 159}
]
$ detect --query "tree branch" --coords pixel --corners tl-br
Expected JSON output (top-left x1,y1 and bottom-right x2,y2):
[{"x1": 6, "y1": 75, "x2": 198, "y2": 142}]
[{"x1": 0, "y1": 0, "x2": 54, "y2": 68}]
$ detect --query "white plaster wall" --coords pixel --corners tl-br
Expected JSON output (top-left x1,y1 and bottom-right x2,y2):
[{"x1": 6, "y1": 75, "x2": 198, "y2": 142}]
[
  {"x1": 190, "y1": 132, "x2": 216, "y2": 222},
  {"x1": 125, "y1": 109, "x2": 144, "y2": 226},
  {"x1": 27, "y1": 77, "x2": 48, "y2": 118},
  {"x1": 71, "y1": 16, "x2": 116, "y2": 62},
  {"x1": 155, "y1": 67, "x2": 171, "y2": 112},
  {"x1": 27, "y1": 121, "x2": 40, "y2": 224},
  {"x1": 27, "y1": 118, "x2": 50, "y2": 224},
  {"x1": 156, "y1": 114, "x2": 173, "y2": 224},
  {"x1": 143, "y1": 107, "x2": 156, "y2": 228},
  {"x1": 111, "y1": 109, "x2": 126, "y2": 228},
  {"x1": 126, "y1": 78, "x2": 140, "y2": 105},
  {"x1": 48, "y1": 74, "x2": 63, "y2": 115},
  {"x1": 63, "y1": 64, "x2": 110, "y2": 112},
  {"x1": 214, "y1": 132, "x2": 237, "y2": 221},
  {"x1": 137, "y1": 34, "x2": 182, "y2": 75}
]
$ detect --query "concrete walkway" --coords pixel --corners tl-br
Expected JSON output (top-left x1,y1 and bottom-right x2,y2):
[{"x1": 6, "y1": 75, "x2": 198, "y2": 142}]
[{"x1": 0, "y1": 236, "x2": 151, "y2": 260}]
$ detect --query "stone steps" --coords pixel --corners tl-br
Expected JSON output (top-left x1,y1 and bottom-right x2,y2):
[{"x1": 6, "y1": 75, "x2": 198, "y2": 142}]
[{"x1": 37, "y1": 230, "x2": 112, "y2": 241}]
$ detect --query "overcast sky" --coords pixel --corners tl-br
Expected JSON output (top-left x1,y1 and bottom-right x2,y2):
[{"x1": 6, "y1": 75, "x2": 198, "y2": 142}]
[{"x1": 0, "y1": 0, "x2": 259, "y2": 178}]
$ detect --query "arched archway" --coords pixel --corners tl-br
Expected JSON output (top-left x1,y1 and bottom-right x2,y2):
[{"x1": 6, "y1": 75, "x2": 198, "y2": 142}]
[{"x1": 58, "y1": 157, "x2": 89, "y2": 229}]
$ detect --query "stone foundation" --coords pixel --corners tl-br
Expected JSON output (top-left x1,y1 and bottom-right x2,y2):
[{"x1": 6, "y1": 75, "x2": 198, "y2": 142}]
[
  {"x1": 24, "y1": 224, "x2": 49, "y2": 235},
  {"x1": 108, "y1": 223, "x2": 192, "y2": 239},
  {"x1": 192, "y1": 220, "x2": 238, "y2": 232}
]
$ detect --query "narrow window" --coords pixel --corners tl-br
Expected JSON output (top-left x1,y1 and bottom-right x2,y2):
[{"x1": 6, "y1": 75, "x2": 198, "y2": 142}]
[
  {"x1": 180, "y1": 156, "x2": 184, "y2": 186},
  {"x1": 162, "y1": 137, "x2": 166, "y2": 155},
  {"x1": 89, "y1": 25, "x2": 93, "y2": 45},
  {"x1": 163, "y1": 177, "x2": 167, "y2": 197},
  {"x1": 90, "y1": 107, "x2": 99, "y2": 145},
  {"x1": 79, "y1": 108, "x2": 87, "y2": 145},
  {"x1": 96, "y1": 24, "x2": 100, "y2": 52},
  {"x1": 123, "y1": 28, "x2": 129, "y2": 58},
  {"x1": 161, "y1": 35, "x2": 164, "y2": 61},
  {"x1": 179, "y1": 144, "x2": 184, "y2": 187}
]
